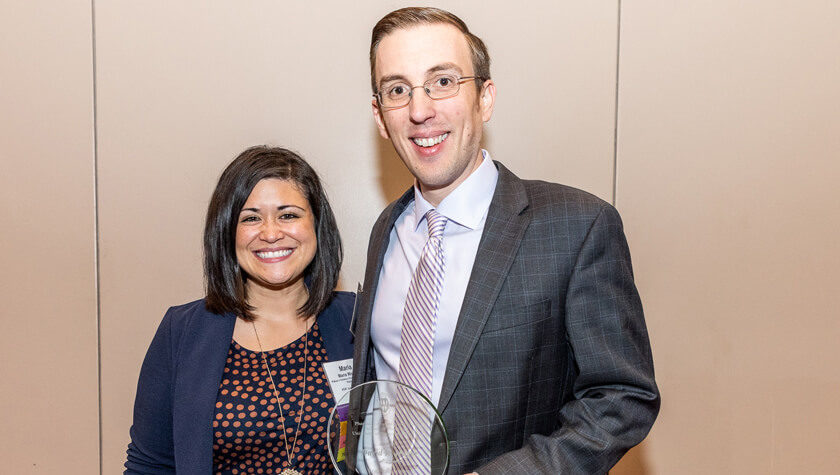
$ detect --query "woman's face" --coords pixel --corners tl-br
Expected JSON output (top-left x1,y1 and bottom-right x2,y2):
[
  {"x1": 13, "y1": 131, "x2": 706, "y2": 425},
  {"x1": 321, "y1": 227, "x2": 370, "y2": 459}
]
[{"x1": 235, "y1": 178, "x2": 317, "y2": 292}]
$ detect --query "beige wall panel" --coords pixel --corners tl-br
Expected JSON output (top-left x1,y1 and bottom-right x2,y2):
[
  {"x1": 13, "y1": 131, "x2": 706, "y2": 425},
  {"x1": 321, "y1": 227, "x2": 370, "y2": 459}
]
[
  {"x1": 96, "y1": 1, "x2": 619, "y2": 471},
  {"x1": 615, "y1": 1, "x2": 840, "y2": 473},
  {"x1": 0, "y1": 1, "x2": 98, "y2": 473},
  {"x1": 476, "y1": 0, "x2": 620, "y2": 200}
]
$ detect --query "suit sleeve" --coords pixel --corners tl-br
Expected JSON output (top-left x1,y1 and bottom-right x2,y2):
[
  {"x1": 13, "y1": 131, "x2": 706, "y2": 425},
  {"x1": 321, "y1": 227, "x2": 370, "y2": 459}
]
[
  {"x1": 124, "y1": 310, "x2": 177, "y2": 474},
  {"x1": 478, "y1": 204, "x2": 660, "y2": 474}
]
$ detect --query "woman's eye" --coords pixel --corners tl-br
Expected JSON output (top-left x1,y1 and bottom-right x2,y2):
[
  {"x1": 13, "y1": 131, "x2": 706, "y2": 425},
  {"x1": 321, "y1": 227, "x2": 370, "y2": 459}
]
[
  {"x1": 280, "y1": 213, "x2": 299, "y2": 220},
  {"x1": 240, "y1": 215, "x2": 259, "y2": 223}
]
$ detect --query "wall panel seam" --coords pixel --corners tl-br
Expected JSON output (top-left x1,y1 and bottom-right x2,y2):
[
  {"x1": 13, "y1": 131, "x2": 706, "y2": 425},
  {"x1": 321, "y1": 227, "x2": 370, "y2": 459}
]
[
  {"x1": 611, "y1": 0, "x2": 622, "y2": 207},
  {"x1": 90, "y1": 0, "x2": 103, "y2": 473}
]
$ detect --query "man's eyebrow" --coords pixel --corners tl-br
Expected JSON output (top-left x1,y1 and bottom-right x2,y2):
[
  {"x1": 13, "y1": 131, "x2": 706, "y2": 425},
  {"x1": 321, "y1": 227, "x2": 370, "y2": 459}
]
[
  {"x1": 427, "y1": 62, "x2": 463, "y2": 75},
  {"x1": 378, "y1": 74, "x2": 408, "y2": 86},
  {"x1": 377, "y1": 63, "x2": 465, "y2": 88}
]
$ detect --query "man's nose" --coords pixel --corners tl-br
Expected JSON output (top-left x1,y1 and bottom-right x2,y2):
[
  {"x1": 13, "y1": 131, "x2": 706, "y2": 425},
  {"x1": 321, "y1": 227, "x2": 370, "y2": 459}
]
[{"x1": 408, "y1": 87, "x2": 436, "y2": 124}]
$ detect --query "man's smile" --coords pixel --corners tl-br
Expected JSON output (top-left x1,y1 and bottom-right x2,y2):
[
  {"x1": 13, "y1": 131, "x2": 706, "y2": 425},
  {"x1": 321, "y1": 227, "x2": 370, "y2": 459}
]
[{"x1": 411, "y1": 132, "x2": 449, "y2": 147}]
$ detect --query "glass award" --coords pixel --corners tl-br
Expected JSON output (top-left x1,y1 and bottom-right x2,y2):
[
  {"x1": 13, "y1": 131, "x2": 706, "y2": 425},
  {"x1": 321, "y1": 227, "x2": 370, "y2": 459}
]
[{"x1": 327, "y1": 380, "x2": 449, "y2": 474}]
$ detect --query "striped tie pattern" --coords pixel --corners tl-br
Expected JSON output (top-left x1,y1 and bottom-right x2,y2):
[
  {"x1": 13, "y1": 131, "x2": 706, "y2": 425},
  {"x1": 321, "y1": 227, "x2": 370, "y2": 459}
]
[{"x1": 393, "y1": 209, "x2": 447, "y2": 474}]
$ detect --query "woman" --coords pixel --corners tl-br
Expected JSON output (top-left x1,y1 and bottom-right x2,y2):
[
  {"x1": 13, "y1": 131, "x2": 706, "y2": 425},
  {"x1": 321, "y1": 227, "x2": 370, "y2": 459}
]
[{"x1": 126, "y1": 146, "x2": 353, "y2": 474}]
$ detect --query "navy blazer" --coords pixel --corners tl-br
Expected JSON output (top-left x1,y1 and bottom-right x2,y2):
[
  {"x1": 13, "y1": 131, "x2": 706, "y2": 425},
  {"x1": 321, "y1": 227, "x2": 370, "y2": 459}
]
[{"x1": 125, "y1": 291, "x2": 355, "y2": 474}]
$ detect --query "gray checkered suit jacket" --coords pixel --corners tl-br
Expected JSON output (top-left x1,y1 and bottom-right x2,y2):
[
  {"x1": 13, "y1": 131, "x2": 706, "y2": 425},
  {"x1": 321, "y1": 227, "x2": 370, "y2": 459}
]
[{"x1": 349, "y1": 162, "x2": 659, "y2": 474}]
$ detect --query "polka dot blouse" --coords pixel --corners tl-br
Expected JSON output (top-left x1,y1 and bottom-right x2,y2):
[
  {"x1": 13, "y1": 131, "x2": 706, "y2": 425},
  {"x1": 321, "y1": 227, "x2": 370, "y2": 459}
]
[{"x1": 212, "y1": 323, "x2": 336, "y2": 474}]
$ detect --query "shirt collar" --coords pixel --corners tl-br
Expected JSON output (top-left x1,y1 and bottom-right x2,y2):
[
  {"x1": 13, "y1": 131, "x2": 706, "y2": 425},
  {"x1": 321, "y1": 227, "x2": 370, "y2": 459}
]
[{"x1": 412, "y1": 150, "x2": 499, "y2": 230}]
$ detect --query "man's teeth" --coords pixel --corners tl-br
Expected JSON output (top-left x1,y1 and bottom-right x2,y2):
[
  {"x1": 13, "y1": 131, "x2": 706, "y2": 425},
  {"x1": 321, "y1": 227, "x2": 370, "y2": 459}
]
[
  {"x1": 412, "y1": 133, "x2": 448, "y2": 148},
  {"x1": 256, "y1": 249, "x2": 293, "y2": 258}
]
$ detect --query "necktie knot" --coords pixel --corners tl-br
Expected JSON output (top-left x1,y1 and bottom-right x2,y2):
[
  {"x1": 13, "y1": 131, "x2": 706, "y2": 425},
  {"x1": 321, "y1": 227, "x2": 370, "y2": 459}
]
[{"x1": 425, "y1": 209, "x2": 447, "y2": 239}]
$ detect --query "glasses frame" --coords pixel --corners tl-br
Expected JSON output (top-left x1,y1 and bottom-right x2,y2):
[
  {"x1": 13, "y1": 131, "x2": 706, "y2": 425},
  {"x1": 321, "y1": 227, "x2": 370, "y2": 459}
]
[{"x1": 374, "y1": 75, "x2": 485, "y2": 111}]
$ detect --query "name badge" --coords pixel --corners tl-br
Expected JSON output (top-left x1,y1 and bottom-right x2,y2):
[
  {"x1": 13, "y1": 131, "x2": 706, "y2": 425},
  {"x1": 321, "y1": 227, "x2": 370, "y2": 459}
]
[{"x1": 323, "y1": 358, "x2": 353, "y2": 462}]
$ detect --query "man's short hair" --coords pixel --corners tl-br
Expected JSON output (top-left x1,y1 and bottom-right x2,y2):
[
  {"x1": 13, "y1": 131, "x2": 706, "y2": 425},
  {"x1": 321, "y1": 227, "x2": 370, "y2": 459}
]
[{"x1": 369, "y1": 7, "x2": 491, "y2": 93}]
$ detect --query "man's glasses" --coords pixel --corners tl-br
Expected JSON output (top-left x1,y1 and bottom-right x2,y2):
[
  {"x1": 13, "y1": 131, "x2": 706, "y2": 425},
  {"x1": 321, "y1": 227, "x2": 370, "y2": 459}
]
[{"x1": 374, "y1": 74, "x2": 485, "y2": 110}]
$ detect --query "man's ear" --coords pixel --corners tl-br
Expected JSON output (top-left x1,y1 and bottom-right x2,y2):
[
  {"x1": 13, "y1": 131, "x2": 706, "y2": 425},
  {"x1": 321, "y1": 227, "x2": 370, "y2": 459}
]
[
  {"x1": 479, "y1": 79, "x2": 496, "y2": 122},
  {"x1": 372, "y1": 98, "x2": 390, "y2": 139}
]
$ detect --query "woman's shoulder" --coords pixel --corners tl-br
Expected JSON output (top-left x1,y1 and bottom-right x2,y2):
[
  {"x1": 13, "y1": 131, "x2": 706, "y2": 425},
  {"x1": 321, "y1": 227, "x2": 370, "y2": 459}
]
[
  {"x1": 166, "y1": 298, "x2": 209, "y2": 314},
  {"x1": 318, "y1": 291, "x2": 355, "y2": 325},
  {"x1": 316, "y1": 291, "x2": 355, "y2": 360},
  {"x1": 330, "y1": 290, "x2": 356, "y2": 310},
  {"x1": 163, "y1": 298, "x2": 215, "y2": 323},
  {"x1": 158, "y1": 298, "x2": 234, "y2": 339},
  {"x1": 319, "y1": 290, "x2": 356, "y2": 322}
]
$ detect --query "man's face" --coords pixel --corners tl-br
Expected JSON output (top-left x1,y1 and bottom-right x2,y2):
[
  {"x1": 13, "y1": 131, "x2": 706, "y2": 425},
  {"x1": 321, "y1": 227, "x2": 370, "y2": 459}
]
[{"x1": 372, "y1": 23, "x2": 495, "y2": 202}]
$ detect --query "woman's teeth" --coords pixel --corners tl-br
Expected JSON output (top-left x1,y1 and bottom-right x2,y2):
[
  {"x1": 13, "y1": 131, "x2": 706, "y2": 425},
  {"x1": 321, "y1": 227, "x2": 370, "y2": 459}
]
[
  {"x1": 256, "y1": 249, "x2": 292, "y2": 258},
  {"x1": 412, "y1": 133, "x2": 448, "y2": 147}
]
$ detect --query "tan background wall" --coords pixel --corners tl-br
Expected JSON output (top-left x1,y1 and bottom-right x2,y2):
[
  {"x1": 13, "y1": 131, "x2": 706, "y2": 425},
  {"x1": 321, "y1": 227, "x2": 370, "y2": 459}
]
[
  {"x1": 613, "y1": 1, "x2": 840, "y2": 473},
  {"x1": 1, "y1": 1, "x2": 837, "y2": 473},
  {"x1": 0, "y1": 0, "x2": 100, "y2": 473}
]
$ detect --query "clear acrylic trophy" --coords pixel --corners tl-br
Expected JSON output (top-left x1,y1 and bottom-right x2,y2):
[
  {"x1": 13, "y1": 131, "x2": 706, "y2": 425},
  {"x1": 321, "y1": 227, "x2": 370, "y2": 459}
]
[{"x1": 327, "y1": 380, "x2": 449, "y2": 474}]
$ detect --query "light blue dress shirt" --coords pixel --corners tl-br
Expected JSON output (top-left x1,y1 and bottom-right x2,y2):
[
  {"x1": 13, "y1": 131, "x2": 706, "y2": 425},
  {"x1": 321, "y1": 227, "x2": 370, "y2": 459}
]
[{"x1": 370, "y1": 150, "x2": 499, "y2": 407}]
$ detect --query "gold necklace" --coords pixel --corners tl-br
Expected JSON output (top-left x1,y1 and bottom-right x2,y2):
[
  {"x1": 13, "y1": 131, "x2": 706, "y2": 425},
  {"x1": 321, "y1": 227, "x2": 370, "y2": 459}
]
[{"x1": 252, "y1": 319, "x2": 311, "y2": 475}]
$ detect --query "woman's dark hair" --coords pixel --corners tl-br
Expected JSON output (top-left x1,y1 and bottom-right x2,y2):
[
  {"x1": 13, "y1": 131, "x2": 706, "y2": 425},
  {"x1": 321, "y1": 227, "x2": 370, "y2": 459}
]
[{"x1": 204, "y1": 146, "x2": 342, "y2": 321}]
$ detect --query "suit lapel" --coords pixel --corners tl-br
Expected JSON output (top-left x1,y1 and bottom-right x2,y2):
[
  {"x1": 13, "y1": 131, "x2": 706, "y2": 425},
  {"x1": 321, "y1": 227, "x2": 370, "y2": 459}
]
[
  {"x1": 347, "y1": 189, "x2": 413, "y2": 470},
  {"x1": 437, "y1": 162, "x2": 530, "y2": 413},
  {"x1": 352, "y1": 188, "x2": 414, "y2": 387}
]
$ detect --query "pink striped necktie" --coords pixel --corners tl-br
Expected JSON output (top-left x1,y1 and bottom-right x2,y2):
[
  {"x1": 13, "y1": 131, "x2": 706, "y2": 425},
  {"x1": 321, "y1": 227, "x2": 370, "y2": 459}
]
[{"x1": 393, "y1": 208, "x2": 447, "y2": 474}]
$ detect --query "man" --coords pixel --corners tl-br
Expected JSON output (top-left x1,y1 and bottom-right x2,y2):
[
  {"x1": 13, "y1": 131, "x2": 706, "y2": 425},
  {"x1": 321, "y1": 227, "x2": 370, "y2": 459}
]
[{"x1": 350, "y1": 7, "x2": 659, "y2": 474}]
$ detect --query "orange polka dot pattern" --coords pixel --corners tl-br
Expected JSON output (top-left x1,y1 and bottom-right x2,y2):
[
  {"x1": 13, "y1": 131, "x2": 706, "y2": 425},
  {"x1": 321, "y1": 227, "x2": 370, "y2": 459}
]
[{"x1": 212, "y1": 323, "x2": 335, "y2": 474}]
